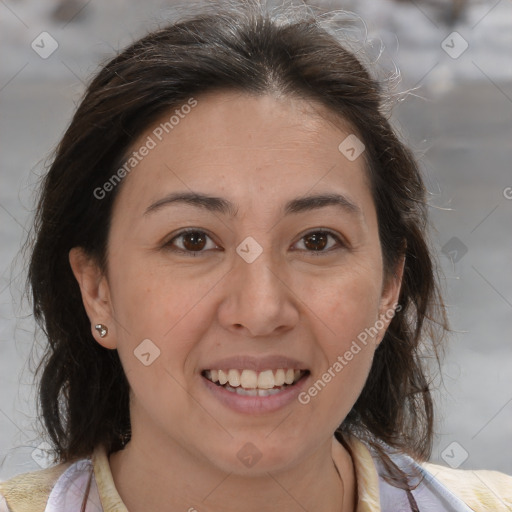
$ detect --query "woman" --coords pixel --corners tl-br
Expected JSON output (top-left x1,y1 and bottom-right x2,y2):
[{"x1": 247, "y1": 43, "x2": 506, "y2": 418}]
[{"x1": 1, "y1": 2, "x2": 510, "y2": 511}]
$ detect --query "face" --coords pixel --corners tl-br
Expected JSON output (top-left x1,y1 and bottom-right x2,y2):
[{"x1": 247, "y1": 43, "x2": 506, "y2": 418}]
[{"x1": 71, "y1": 91, "x2": 402, "y2": 475}]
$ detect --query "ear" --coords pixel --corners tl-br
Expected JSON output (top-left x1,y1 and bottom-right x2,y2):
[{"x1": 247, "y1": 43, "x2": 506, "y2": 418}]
[
  {"x1": 376, "y1": 254, "x2": 406, "y2": 344},
  {"x1": 69, "y1": 247, "x2": 117, "y2": 349}
]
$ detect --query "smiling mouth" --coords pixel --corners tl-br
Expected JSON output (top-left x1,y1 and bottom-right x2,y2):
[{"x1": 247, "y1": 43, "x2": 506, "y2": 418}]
[{"x1": 202, "y1": 368, "x2": 310, "y2": 397}]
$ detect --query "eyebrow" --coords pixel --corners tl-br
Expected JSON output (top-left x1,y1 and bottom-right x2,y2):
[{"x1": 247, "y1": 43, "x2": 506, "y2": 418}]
[{"x1": 144, "y1": 191, "x2": 362, "y2": 218}]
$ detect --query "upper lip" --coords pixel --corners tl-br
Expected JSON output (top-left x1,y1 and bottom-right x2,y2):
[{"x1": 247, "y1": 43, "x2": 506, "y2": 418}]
[{"x1": 202, "y1": 355, "x2": 309, "y2": 372}]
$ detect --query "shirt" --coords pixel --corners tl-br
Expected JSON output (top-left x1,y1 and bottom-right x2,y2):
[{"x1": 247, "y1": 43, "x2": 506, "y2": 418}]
[{"x1": 1, "y1": 435, "x2": 511, "y2": 511}]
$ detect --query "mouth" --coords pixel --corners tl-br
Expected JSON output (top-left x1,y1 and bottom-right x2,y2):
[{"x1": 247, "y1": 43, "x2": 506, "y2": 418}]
[{"x1": 201, "y1": 368, "x2": 310, "y2": 397}]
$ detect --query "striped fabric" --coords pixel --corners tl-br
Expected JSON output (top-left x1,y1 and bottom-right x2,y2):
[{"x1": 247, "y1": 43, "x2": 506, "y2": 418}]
[{"x1": 1, "y1": 435, "x2": 511, "y2": 511}]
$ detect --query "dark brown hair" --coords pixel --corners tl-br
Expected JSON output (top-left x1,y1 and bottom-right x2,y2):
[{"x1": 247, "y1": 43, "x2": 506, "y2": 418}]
[{"x1": 28, "y1": 1, "x2": 447, "y2": 478}]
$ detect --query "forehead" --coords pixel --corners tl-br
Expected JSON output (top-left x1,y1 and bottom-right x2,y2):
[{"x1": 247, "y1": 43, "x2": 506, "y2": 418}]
[{"x1": 112, "y1": 90, "x2": 374, "y2": 222}]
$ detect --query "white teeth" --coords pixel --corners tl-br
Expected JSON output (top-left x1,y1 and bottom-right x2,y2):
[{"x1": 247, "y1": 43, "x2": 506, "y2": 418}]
[
  {"x1": 224, "y1": 384, "x2": 283, "y2": 397},
  {"x1": 240, "y1": 369, "x2": 258, "y2": 389},
  {"x1": 235, "y1": 386, "x2": 258, "y2": 396},
  {"x1": 228, "y1": 369, "x2": 240, "y2": 387},
  {"x1": 257, "y1": 369, "x2": 275, "y2": 389},
  {"x1": 274, "y1": 368, "x2": 285, "y2": 386},
  {"x1": 218, "y1": 369, "x2": 228, "y2": 385},
  {"x1": 204, "y1": 368, "x2": 306, "y2": 390},
  {"x1": 284, "y1": 369, "x2": 295, "y2": 385},
  {"x1": 256, "y1": 388, "x2": 282, "y2": 397}
]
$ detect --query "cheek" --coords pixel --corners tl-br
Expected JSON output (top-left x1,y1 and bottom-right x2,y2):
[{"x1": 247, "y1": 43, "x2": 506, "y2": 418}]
[
  {"x1": 297, "y1": 267, "x2": 382, "y2": 412},
  {"x1": 301, "y1": 286, "x2": 379, "y2": 429},
  {"x1": 108, "y1": 261, "x2": 216, "y2": 381},
  {"x1": 110, "y1": 274, "x2": 200, "y2": 417},
  {"x1": 307, "y1": 266, "x2": 383, "y2": 342},
  {"x1": 109, "y1": 259, "x2": 202, "y2": 335}
]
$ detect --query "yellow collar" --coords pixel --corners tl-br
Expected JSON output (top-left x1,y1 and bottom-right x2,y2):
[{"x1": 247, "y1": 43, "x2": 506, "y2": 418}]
[{"x1": 91, "y1": 435, "x2": 381, "y2": 511}]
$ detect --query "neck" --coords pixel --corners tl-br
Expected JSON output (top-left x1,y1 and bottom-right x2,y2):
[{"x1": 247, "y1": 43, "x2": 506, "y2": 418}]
[{"x1": 108, "y1": 434, "x2": 356, "y2": 512}]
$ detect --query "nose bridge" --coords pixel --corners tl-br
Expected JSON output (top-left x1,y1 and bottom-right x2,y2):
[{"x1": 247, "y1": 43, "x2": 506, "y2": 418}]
[
  {"x1": 235, "y1": 235, "x2": 283, "y2": 301},
  {"x1": 218, "y1": 235, "x2": 298, "y2": 336}
]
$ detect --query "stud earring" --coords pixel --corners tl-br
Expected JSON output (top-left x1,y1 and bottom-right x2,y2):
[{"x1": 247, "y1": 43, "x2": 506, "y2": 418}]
[{"x1": 94, "y1": 324, "x2": 108, "y2": 338}]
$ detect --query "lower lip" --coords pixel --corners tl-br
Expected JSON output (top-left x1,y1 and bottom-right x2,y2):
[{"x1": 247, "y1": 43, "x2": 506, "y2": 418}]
[{"x1": 201, "y1": 373, "x2": 310, "y2": 414}]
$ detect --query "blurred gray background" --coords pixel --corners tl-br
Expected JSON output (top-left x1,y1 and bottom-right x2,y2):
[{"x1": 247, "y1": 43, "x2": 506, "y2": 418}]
[{"x1": 1, "y1": 0, "x2": 511, "y2": 480}]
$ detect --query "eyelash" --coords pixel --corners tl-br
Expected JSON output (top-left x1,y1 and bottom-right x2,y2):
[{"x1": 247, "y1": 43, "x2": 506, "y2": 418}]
[{"x1": 164, "y1": 228, "x2": 346, "y2": 257}]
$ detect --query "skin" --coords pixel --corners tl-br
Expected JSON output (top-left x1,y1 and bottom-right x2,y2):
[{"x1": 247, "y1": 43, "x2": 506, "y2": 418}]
[{"x1": 70, "y1": 90, "x2": 404, "y2": 512}]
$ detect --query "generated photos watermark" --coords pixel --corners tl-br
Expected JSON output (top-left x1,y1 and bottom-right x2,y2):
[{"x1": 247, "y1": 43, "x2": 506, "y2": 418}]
[
  {"x1": 93, "y1": 97, "x2": 198, "y2": 200},
  {"x1": 298, "y1": 303, "x2": 402, "y2": 405}
]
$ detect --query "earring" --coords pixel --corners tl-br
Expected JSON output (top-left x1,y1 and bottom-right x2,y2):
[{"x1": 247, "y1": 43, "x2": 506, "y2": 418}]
[
  {"x1": 119, "y1": 426, "x2": 132, "y2": 447},
  {"x1": 94, "y1": 324, "x2": 108, "y2": 338}
]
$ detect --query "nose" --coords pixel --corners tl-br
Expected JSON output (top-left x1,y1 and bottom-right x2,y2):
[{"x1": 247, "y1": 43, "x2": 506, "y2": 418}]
[{"x1": 217, "y1": 247, "x2": 300, "y2": 338}]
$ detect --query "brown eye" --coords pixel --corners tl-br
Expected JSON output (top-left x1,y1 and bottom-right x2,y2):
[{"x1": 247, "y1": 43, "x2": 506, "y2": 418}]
[
  {"x1": 181, "y1": 231, "x2": 207, "y2": 251},
  {"x1": 166, "y1": 229, "x2": 219, "y2": 255},
  {"x1": 294, "y1": 230, "x2": 344, "y2": 255},
  {"x1": 303, "y1": 232, "x2": 329, "y2": 251}
]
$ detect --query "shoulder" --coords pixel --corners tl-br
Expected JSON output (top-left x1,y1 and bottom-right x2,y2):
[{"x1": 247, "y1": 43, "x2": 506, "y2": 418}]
[
  {"x1": 421, "y1": 461, "x2": 512, "y2": 512},
  {"x1": 0, "y1": 461, "x2": 73, "y2": 512},
  {"x1": 347, "y1": 434, "x2": 512, "y2": 512}
]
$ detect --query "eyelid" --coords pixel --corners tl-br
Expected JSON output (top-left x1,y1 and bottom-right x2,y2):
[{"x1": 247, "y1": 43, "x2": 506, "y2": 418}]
[
  {"x1": 164, "y1": 228, "x2": 221, "y2": 254},
  {"x1": 164, "y1": 227, "x2": 347, "y2": 255},
  {"x1": 291, "y1": 229, "x2": 347, "y2": 254}
]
